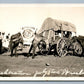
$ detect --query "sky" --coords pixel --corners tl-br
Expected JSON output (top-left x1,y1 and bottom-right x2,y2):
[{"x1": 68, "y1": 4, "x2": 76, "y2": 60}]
[{"x1": 0, "y1": 4, "x2": 84, "y2": 36}]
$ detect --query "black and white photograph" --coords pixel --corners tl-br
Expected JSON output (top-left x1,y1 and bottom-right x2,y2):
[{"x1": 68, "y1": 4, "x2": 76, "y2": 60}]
[{"x1": 0, "y1": 4, "x2": 84, "y2": 80}]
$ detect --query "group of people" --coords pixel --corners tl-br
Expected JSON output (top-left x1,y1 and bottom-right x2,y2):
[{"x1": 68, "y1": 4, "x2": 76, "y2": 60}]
[
  {"x1": 0, "y1": 30, "x2": 73, "y2": 59},
  {"x1": 0, "y1": 32, "x2": 10, "y2": 54}
]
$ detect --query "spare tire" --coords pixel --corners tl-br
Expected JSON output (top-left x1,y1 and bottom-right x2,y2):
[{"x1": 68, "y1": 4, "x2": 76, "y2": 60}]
[{"x1": 38, "y1": 40, "x2": 47, "y2": 55}]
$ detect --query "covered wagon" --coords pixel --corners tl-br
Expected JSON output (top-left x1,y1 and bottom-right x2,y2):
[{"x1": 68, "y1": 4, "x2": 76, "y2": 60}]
[{"x1": 38, "y1": 17, "x2": 83, "y2": 57}]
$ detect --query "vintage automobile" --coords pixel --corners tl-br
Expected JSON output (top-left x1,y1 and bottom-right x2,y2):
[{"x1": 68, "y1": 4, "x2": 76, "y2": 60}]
[
  {"x1": 21, "y1": 27, "x2": 36, "y2": 45},
  {"x1": 37, "y1": 17, "x2": 83, "y2": 57}
]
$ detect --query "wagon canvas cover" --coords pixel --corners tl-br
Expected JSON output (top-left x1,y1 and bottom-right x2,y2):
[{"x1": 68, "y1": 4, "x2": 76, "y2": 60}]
[{"x1": 39, "y1": 17, "x2": 76, "y2": 33}]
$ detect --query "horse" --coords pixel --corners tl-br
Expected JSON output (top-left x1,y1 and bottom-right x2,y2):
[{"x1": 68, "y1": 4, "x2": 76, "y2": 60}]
[{"x1": 9, "y1": 32, "x2": 23, "y2": 56}]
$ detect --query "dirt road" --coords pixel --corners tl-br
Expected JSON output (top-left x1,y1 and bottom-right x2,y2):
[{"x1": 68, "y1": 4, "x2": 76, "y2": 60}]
[{"x1": 0, "y1": 47, "x2": 84, "y2": 77}]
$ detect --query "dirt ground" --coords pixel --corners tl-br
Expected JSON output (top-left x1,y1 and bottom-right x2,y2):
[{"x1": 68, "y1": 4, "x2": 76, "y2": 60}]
[{"x1": 0, "y1": 46, "x2": 84, "y2": 77}]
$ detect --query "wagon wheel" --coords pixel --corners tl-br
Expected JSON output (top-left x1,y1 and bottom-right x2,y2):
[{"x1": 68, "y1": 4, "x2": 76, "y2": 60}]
[
  {"x1": 73, "y1": 40, "x2": 83, "y2": 56},
  {"x1": 56, "y1": 39, "x2": 68, "y2": 57},
  {"x1": 38, "y1": 40, "x2": 48, "y2": 55}
]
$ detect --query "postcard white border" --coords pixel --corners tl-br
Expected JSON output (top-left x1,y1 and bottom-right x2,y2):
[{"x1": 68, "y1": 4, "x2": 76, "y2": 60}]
[
  {"x1": 0, "y1": 77, "x2": 84, "y2": 81},
  {"x1": 0, "y1": 3, "x2": 84, "y2": 81}
]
